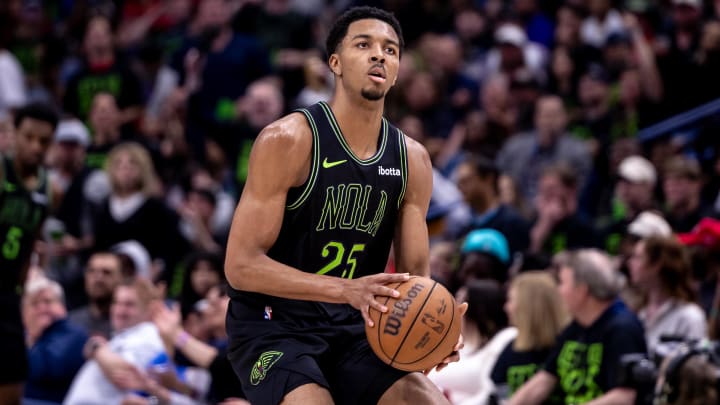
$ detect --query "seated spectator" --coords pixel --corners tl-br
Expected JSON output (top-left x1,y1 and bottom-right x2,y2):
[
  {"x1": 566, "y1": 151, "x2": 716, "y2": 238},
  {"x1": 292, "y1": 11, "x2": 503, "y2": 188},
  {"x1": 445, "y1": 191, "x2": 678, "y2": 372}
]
[
  {"x1": 455, "y1": 229, "x2": 511, "y2": 288},
  {"x1": 600, "y1": 155, "x2": 658, "y2": 254},
  {"x1": 496, "y1": 95, "x2": 591, "y2": 203},
  {"x1": 491, "y1": 271, "x2": 569, "y2": 404},
  {"x1": 91, "y1": 142, "x2": 190, "y2": 283},
  {"x1": 62, "y1": 15, "x2": 144, "y2": 125},
  {"x1": 428, "y1": 280, "x2": 516, "y2": 404},
  {"x1": 655, "y1": 342, "x2": 720, "y2": 405},
  {"x1": 429, "y1": 241, "x2": 456, "y2": 288},
  {"x1": 509, "y1": 249, "x2": 646, "y2": 405},
  {"x1": 529, "y1": 164, "x2": 602, "y2": 258},
  {"x1": 174, "y1": 252, "x2": 224, "y2": 318},
  {"x1": 153, "y1": 285, "x2": 247, "y2": 403},
  {"x1": 628, "y1": 236, "x2": 707, "y2": 355},
  {"x1": 484, "y1": 23, "x2": 548, "y2": 87},
  {"x1": 22, "y1": 277, "x2": 87, "y2": 404},
  {"x1": 580, "y1": 0, "x2": 624, "y2": 48},
  {"x1": 662, "y1": 156, "x2": 715, "y2": 233},
  {"x1": 68, "y1": 252, "x2": 126, "y2": 338},
  {"x1": 178, "y1": 188, "x2": 224, "y2": 253},
  {"x1": 64, "y1": 278, "x2": 193, "y2": 405},
  {"x1": 85, "y1": 93, "x2": 127, "y2": 170},
  {"x1": 454, "y1": 155, "x2": 530, "y2": 255}
]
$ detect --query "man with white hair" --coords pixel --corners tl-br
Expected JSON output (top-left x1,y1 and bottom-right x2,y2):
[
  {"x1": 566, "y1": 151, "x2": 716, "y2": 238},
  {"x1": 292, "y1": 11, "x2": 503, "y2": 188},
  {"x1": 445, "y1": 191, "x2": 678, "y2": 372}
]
[
  {"x1": 509, "y1": 249, "x2": 647, "y2": 405},
  {"x1": 22, "y1": 277, "x2": 87, "y2": 404}
]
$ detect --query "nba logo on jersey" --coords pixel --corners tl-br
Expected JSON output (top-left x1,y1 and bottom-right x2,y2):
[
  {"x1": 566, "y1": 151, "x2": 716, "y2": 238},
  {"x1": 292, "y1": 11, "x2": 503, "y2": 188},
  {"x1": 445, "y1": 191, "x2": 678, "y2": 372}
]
[
  {"x1": 378, "y1": 166, "x2": 401, "y2": 176},
  {"x1": 264, "y1": 306, "x2": 273, "y2": 320}
]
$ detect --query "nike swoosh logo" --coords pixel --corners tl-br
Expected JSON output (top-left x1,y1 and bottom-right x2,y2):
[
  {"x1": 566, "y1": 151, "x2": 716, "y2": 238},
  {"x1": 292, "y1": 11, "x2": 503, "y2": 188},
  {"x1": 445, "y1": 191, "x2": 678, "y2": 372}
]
[{"x1": 322, "y1": 158, "x2": 347, "y2": 168}]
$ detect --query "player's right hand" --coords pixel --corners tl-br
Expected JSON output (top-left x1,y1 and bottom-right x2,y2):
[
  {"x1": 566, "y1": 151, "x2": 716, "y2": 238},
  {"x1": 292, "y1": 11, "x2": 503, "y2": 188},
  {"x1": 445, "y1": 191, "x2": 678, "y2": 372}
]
[{"x1": 344, "y1": 272, "x2": 411, "y2": 327}]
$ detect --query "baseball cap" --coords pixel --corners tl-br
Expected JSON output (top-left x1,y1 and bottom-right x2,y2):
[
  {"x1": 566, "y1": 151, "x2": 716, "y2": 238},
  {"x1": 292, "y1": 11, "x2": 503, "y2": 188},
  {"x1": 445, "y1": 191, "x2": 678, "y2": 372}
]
[
  {"x1": 495, "y1": 24, "x2": 527, "y2": 48},
  {"x1": 112, "y1": 240, "x2": 152, "y2": 279},
  {"x1": 628, "y1": 211, "x2": 672, "y2": 238},
  {"x1": 55, "y1": 119, "x2": 90, "y2": 147},
  {"x1": 618, "y1": 155, "x2": 657, "y2": 184},
  {"x1": 461, "y1": 229, "x2": 510, "y2": 264},
  {"x1": 677, "y1": 218, "x2": 720, "y2": 250},
  {"x1": 673, "y1": 0, "x2": 701, "y2": 8}
]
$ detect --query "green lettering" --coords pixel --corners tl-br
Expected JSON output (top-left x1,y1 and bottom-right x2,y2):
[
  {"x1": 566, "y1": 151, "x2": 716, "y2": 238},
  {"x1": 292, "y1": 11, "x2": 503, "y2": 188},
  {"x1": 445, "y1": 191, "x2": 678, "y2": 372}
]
[
  {"x1": 340, "y1": 184, "x2": 361, "y2": 230},
  {"x1": 507, "y1": 364, "x2": 538, "y2": 393},
  {"x1": 367, "y1": 191, "x2": 387, "y2": 237},
  {"x1": 355, "y1": 185, "x2": 373, "y2": 233},
  {"x1": 316, "y1": 185, "x2": 347, "y2": 231}
]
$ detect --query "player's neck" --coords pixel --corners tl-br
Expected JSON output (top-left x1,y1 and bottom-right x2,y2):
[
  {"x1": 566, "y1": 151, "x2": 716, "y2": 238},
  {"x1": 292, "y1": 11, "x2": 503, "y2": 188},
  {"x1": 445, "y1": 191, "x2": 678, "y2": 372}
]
[{"x1": 328, "y1": 95, "x2": 384, "y2": 160}]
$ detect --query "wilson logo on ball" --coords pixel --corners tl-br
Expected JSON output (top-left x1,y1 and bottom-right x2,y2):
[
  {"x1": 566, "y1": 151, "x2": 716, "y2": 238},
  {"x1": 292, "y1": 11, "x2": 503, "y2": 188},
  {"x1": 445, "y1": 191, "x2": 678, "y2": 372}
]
[{"x1": 383, "y1": 282, "x2": 425, "y2": 336}]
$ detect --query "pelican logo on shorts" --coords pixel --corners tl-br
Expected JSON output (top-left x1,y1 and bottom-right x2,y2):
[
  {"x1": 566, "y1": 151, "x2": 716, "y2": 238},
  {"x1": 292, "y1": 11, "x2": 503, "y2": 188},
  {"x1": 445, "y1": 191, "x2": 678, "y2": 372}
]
[{"x1": 250, "y1": 351, "x2": 283, "y2": 386}]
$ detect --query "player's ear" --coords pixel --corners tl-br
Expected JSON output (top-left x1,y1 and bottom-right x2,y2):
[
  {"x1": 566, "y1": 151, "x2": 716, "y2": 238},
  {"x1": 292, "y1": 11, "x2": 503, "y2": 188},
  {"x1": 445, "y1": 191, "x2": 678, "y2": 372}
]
[{"x1": 329, "y1": 54, "x2": 341, "y2": 76}]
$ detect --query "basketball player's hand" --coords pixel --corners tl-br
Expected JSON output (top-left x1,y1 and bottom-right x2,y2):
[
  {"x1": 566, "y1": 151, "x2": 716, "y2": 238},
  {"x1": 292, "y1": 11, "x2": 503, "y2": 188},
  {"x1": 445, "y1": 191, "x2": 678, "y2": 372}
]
[
  {"x1": 346, "y1": 272, "x2": 411, "y2": 327},
  {"x1": 424, "y1": 302, "x2": 468, "y2": 374}
]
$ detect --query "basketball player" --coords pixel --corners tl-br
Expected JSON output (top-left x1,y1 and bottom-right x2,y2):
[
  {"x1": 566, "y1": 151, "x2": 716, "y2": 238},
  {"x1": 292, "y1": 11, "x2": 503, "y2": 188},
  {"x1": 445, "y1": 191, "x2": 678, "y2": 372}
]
[
  {"x1": 0, "y1": 103, "x2": 58, "y2": 405},
  {"x1": 225, "y1": 6, "x2": 467, "y2": 405}
]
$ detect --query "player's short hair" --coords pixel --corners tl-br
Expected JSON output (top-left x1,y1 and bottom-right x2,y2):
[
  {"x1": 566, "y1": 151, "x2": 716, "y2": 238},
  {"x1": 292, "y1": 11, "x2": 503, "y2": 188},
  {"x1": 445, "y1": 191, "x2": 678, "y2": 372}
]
[
  {"x1": 14, "y1": 102, "x2": 59, "y2": 130},
  {"x1": 325, "y1": 6, "x2": 404, "y2": 58}
]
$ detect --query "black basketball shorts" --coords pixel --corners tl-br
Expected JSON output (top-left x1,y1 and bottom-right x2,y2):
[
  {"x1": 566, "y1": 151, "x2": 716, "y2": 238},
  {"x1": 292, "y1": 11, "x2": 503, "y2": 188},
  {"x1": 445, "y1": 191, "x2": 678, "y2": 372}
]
[{"x1": 227, "y1": 313, "x2": 409, "y2": 405}]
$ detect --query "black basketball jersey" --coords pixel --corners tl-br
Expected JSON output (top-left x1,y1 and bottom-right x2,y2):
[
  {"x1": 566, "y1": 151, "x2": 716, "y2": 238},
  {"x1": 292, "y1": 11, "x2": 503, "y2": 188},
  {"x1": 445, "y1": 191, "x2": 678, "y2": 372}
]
[
  {"x1": 229, "y1": 101, "x2": 408, "y2": 321},
  {"x1": 0, "y1": 155, "x2": 50, "y2": 293}
]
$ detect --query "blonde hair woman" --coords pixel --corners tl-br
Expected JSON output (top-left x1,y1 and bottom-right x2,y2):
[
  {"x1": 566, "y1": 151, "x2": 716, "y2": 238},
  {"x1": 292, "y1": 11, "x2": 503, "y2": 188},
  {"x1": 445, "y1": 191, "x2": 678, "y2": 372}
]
[
  {"x1": 491, "y1": 271, "x2": 569, "y2": 404},
  {"x1": 106, "y1": 142, "x2": 161, "y2": 197},
  {"x1": 92, "y1": 142, "x2": 189, "y2": 281}
]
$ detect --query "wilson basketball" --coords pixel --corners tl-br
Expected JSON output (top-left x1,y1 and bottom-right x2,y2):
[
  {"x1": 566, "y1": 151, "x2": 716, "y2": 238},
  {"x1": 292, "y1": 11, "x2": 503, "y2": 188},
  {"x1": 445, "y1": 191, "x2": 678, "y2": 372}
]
[{"x1": 365, "y1": 276, "x2": 462, "y2": 372}]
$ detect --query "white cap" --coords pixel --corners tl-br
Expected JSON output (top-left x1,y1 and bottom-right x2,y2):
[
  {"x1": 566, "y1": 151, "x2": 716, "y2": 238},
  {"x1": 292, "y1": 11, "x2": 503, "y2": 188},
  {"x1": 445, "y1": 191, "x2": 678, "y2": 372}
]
[
  {"x1": 55, "y1": 119, "x2": 90, "y2": 147},
  {"x1": 618, "y1": 155, "x2": 657, "y2": 184},
  {"x1": 628, "y1": 211, "x2": 672, "y2": 238},
  {"x1": 495, "y1": 24, "x2": 527, "y2": 48},
  {"x1": 112, "y1": 240, "x2": 152, "y2": 279}
]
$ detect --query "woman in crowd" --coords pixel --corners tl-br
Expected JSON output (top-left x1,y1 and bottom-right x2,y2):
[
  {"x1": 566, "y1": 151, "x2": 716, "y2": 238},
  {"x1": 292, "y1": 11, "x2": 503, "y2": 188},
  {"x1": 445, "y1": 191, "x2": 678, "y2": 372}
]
[
  {"x1": 628, "y1": 236, "x2": 707, "y2": 355},
  {"x1": 429, "y1": 279, "x2": 516, "y2": 404},
  {"x1": 91, "y1": 142, "x2": 190, "y2": 283},
  {"x1": 491, "y1": 271, "x2": 569, "y2": 404}
]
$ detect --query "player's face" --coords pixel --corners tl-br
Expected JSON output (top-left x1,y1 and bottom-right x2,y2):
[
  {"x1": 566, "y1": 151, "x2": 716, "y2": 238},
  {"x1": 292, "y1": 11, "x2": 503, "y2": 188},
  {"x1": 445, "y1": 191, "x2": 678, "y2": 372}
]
[
  {"x1": 15, "y1": 117, "x2": 54, "y2": 169},
  {"x1": 330, "y1": 19, "x2": 400, "y2": 101}
]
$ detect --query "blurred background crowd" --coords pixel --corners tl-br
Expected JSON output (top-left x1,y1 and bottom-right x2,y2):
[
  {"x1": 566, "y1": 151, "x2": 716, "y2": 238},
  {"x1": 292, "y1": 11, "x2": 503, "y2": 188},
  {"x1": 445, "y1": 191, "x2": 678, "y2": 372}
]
[{"x1": 3, "y1": 0, "x2": 720, "y2": 404}]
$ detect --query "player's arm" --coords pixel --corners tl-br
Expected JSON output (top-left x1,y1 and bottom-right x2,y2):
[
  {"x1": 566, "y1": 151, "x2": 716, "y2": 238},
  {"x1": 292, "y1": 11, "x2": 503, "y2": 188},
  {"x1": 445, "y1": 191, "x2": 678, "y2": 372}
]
[
  {"x1": 393, "y1": 137, "x2": 433, "y2": 277},
  {"x1": 225, "y1": 114, "x2": 408, "y2": 318},
  {"x1": 507, "y1": 370, "x2": 557, "y2": 405}
]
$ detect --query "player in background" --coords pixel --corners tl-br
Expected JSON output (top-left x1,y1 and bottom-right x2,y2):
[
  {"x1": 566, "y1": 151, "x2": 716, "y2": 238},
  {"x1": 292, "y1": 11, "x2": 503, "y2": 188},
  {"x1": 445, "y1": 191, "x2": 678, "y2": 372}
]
[{"x1": 0, "y1": 103, "x2": 58, "y2": 405}]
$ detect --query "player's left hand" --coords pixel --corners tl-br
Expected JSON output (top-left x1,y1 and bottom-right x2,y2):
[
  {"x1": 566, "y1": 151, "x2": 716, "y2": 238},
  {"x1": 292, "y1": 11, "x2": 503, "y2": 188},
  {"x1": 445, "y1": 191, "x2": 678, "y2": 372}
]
[{"x1": 423, "y1": 302, "x2": 468, "y2": 375}]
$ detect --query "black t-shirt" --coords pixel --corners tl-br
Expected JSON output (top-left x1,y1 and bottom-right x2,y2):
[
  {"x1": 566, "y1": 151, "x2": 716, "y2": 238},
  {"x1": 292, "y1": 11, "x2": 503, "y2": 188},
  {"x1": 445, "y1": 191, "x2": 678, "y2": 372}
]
[
  {"x1": 544, "y1": 300, "x2": 647, "y2": 404},
  {"x1": 92, "y1": 197, "x2": 190, "y2": 281},
  {"x1": 491, "y1": 339, "x2": 563, "y2": 405},
  {"x1": 539, "y1": 214, "x2": 602, "y2": 256},
  {"x1": 63, "y1": 62, "x2": 143, "y2": 121}
]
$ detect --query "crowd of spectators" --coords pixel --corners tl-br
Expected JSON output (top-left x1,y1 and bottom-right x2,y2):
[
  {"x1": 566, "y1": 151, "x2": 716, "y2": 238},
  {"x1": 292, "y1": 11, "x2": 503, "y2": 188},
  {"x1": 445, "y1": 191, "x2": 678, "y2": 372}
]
[{"x1": 3, "y1": 0, "x2": 720, "y2": 404}]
